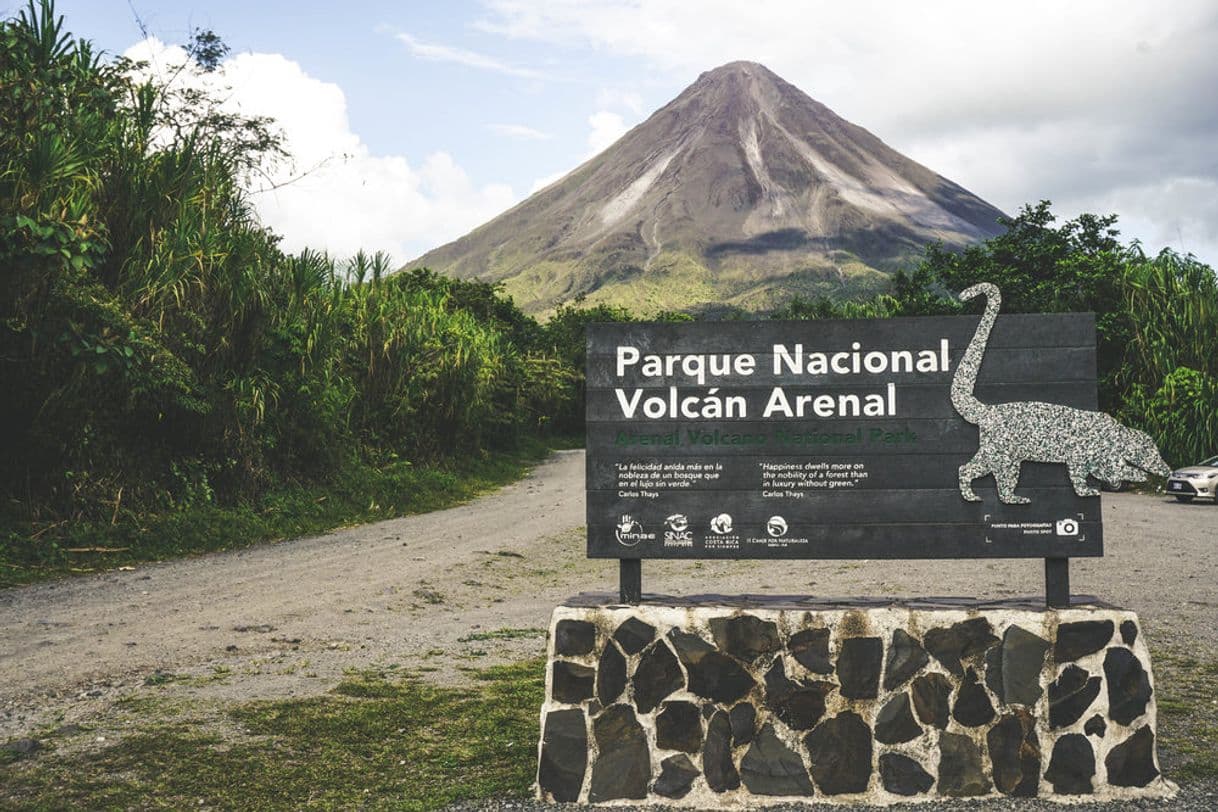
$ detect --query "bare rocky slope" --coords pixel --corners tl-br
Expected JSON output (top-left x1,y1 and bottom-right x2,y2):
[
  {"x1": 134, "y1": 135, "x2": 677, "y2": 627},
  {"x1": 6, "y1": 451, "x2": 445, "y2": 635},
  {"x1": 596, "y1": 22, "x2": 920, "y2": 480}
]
[{"x1": 406, "y1": 61, "x2": 1007, "y2": 315}]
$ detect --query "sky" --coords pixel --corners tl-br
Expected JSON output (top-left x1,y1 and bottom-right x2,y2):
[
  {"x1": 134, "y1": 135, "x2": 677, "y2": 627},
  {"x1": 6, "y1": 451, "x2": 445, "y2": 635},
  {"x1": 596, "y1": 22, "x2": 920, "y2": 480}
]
[{"x1": 33, "y1": 0, "x2": 1218, "y2": 267}]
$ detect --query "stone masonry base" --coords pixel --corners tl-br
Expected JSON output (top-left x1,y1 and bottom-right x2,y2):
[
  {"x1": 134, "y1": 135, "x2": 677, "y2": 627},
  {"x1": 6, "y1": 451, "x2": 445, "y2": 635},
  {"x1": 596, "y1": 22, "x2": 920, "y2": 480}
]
[{"x1": 535, "y1": 594, "x2": 1174, "y2": 805}]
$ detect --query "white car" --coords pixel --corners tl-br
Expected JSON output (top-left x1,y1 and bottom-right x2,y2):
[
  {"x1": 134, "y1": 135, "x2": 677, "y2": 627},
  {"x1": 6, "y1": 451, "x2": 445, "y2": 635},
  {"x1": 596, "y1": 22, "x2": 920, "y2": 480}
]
[{"x1": 1166, "y1": 456, "x2": 1218, "y2": 503}]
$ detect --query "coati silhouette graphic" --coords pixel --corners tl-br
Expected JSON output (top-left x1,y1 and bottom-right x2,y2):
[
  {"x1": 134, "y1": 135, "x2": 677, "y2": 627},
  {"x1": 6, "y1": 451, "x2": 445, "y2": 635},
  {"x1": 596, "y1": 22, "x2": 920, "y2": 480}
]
[{"x1": 952, "y1": 283, "x2": 1170, "y2": 504}]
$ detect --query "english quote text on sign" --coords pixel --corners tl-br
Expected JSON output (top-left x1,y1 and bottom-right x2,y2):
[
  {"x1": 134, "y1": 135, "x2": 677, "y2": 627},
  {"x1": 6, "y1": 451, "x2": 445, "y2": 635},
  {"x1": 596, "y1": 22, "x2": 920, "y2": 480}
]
[{"x1": 585, "y1": 316, "x2": 1102, "y2": 559}]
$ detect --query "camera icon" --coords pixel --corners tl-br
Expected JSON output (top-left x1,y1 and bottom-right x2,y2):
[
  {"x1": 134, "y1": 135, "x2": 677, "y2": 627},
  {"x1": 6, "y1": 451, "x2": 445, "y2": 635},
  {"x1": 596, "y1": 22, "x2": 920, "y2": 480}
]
[{"x1": 1055, "y1": 518, "x2": 1080, "y2": 537}]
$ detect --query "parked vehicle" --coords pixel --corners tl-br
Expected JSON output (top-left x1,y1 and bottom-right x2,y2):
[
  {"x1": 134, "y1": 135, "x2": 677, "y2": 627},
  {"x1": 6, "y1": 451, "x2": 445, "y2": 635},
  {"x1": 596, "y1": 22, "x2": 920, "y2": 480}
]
[{"x1": 1166, "y1": 456, "x2": 1218, "y2": 502}]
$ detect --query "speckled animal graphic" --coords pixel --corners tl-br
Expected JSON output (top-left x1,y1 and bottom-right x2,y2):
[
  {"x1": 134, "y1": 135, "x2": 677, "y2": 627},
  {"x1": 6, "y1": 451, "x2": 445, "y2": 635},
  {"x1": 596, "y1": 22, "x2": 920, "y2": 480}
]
[{"x1": 953, "y1": 283, "x2": 1170, "y2": 504}]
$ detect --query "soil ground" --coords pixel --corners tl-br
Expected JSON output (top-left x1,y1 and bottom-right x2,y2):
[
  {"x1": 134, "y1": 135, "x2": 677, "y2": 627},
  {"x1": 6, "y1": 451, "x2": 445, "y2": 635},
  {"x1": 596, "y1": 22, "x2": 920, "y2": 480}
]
[{"x1": 3, "y1": 449, "x2": 1216, "y2": 743}]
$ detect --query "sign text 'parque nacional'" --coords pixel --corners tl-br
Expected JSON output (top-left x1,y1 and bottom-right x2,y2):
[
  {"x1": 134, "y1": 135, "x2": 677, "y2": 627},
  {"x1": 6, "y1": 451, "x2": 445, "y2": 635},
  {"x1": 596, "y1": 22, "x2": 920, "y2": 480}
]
[{"x1": 585, "y1": 288, "x2": 1138, "y2": 560}]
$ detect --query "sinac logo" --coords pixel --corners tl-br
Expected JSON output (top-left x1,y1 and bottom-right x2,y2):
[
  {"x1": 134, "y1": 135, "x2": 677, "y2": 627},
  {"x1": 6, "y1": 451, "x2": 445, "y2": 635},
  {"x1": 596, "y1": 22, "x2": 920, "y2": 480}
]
[
  {"x1": 767, "y1": 515, "x2": 788, "y2": 538},
  {"x1": 665, "y1": 514, "x2": 689, "y2": 532},
  {"x1": 615, "y1": 514, "x2": 655, "y2": 547},
  {"x1": 663, "y1": 513, "x2": 694, "y2": 547},
  {"x1": 709, "y1": 513, "x2": 733, "y2": 535}
]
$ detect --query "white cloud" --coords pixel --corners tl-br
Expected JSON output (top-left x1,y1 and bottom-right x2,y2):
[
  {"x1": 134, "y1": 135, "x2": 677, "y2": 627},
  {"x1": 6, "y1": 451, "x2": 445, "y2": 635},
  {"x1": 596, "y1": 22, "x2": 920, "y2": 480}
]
[
  {"x1": 529, "y1": 169, "x2": 568, "y2": 194},
  {"x1": 489, "y1": 123, "x2": 552, "y2": 140},
  {"x1": 478, "y1": 0, "x2": 1218, "y2": 263},
  {"x1": 528, "y1": 109, "x2": 632, "y2": 194},
  {"x1": 526, "y1": 103, "x2": 644, "y2": 194},
  {"x1": 587, "y1": 110, "x2": 628, "y2": 153},
  {"x1": 122, "y1": 38, "x2": 516, "y2": 262},
  {"x1": 596, "y1": 87, "x2": 644, "y2": 115},
  {"x1": 393, "y1": 31, "x2": 547, "y2": 79}
]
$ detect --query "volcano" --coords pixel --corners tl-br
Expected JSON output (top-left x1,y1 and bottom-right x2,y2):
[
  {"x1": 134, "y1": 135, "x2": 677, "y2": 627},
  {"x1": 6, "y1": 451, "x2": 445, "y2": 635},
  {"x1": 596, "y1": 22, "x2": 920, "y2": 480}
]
[{"x1": 406, "y1": 61, "x2": 1006, "y2": 314}]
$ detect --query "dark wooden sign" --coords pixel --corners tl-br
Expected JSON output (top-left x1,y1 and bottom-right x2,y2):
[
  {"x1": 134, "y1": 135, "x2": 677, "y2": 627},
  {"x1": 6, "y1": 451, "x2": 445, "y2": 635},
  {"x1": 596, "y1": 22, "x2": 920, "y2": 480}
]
[{"x1": 585, "y1": 314, "x2": 1103, "y2": 561}]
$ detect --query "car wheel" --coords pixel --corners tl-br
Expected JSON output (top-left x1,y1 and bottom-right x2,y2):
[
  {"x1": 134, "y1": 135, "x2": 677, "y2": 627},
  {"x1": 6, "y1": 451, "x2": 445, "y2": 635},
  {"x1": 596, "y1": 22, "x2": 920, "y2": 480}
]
[
  {"x1": 1102, "y1": 481, "x2": 1127, "y2": 493},
  {"x1": 1175, "y1": 494, "x2": 1194, "y2": 503}
]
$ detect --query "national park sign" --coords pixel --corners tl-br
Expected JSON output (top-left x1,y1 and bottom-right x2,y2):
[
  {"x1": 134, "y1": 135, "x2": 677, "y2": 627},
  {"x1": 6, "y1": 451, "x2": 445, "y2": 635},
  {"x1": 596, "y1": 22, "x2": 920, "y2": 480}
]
[{"x1": 585, "y1": 286, "x2": 1161, "y2": 561}]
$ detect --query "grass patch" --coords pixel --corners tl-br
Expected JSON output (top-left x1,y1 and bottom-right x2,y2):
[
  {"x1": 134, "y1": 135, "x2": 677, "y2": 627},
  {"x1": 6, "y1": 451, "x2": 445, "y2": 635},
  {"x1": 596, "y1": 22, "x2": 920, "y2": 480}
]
[
  {"x1": 458, "y1": 627, "x2": 547, "y2": 643},
  {"x1": 0, "y1": 660, "x2": 545, "y2": 810},
  {"x1": 0, "y1": 438, "x2": 569, "y2": 588},
  {"x1": 1152, "y1": 644, "x2": 1218, "y2": 781}
]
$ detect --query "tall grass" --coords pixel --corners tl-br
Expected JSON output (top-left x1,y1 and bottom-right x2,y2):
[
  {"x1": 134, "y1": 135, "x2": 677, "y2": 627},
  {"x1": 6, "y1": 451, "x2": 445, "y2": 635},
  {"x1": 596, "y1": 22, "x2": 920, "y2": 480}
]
[
  {"x1": 1117, "y1": 251, "x2": 1218, "y2": 465},
  {"x1": 0, "y1": 1, "x2": 576, "y2": 531}
]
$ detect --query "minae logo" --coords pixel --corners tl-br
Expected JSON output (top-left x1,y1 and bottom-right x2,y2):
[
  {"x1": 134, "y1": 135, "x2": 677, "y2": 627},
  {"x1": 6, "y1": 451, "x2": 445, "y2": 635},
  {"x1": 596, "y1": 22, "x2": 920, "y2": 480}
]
[{"x1": 615, "y1": 514, "x2": 656, "y2": 547}]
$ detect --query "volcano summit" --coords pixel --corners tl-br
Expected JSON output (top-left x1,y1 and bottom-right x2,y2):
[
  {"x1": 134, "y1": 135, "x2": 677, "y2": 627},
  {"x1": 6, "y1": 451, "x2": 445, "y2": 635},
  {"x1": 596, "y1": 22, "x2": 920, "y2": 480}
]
[{"x1": 407, "y1": 61, "x2": 1006, "y2": 314}]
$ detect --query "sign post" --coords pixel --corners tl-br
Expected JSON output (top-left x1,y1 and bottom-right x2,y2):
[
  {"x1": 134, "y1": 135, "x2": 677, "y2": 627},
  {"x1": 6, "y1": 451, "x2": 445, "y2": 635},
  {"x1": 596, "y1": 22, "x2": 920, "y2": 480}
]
[
  {"x1": 586, "y1": 312, "x2": 1105, "y2": 606},
  {"x1": 539, "y1": 287, "x2": 1173, "y2": 805}
]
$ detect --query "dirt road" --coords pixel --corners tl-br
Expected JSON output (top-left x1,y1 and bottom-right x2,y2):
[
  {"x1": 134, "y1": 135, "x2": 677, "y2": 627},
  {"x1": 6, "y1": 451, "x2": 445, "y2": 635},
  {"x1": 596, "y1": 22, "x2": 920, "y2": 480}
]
[{"x1": 3, "y1": 449, "x2": 1216, "y2": 739}]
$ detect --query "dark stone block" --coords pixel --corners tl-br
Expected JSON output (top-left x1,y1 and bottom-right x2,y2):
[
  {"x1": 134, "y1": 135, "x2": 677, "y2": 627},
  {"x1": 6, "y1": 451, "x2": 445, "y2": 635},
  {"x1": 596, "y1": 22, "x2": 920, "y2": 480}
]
[
  {"x1": 704, "y1": 710, "x2": 740, "y2": 792},
  {"x1": 884, "y1": 628, "x2": 928, "y2": 690},
  {"x1": 613, "y1": 617, "x2": 655, "y2": 655},
  {"x1": 924, "y1": 618, "x2": 998, "y2": 677},
  {"x1": 554, "y1": 619, "x2": 596, "y2": 656},
  {"x1": 589, "y1": 704, "x2": 650, "y2": 801},
  {"x1": 702, "y1": 703, "x2": 716, "y2": 720},
  {"x1": 551, "y1": 660, "x2": 595, "y2": 704},
  {"x1": 1054, "y1": 620, "x2": 1113, "y2": 662},
  {"x1": 538, "y1": 709, "x2": 587, "y2": 802},
  {"x1": 789, "y1": 627, "x2": 832, "y2": 674},
  {"x1": 1104, "y1": 647, "x2": 1152, "y2": 725},
  {"x1": 984, "y1": 644, "x2": 1004, "y2": 698},
  {"x1": 1106, "y1": 726, "x2": 1160, "y2": 788},
  {"x1": 875, "y1": 693, "x2": 921, "y2": 744},
  {"x1": 953, "y1": 668, "x2": 995, "y2": 727},
  {"x1": 911, "y1": 672, "x2": 952, "y2": 729},
  {"x1": 938, "y1": 731, "x2": 991, "y2": 797},
  {"x1": 988, "y1": 709, "x2": 1040, "y2": 797},
  {"x1": 1084, "y1": 714, "x2": 1107, "y2": 738},
  {"x1": 656, "y1": 701, "x2": 702, "y2": 753},
  {"x1": 837, "y1": 637, "x2": 882, "y2": 699},
  {"x1": 670, "y1": 629, "x2": 755, "y2": 704},
  {"x1": 1120, "y1": 619, "x2": 1139, "y2": 646},
  {"x1": 710, "y1": 614, "x2": 781, "y2": 663},
  {"x1": 740, "y1": 723, "x2": 814, "y2": 796},
  {"x1": 995, "y1": 624, "x2": 1050, "y2": 706},
  {"x1": 729, "y1": 702, "x2": 756, "y2": 746},
  {"x1": 1049, "y1": 665, "x2": 1101, "y2": 729},
  {"x1": 596, "y1": 641, "x2": 626, "y2": 705},
  {"x1": 804, "y1": 711, "x2": 872, "y2": 795},
  {"x1": 653, "y1": 754, "x2": 699, "y2": 799},
  {"x1": 1045, "y1": 733, "x2": 1095, "y2": 794},
  {"x1": 879, "y1": 752, "x2": 934, "y2": 796},
  {"x1": 765, "y1": 658, "x2": 833, "y2": 731},
  {"x1": 633, "y1": 641, "x2": 683, "y2": 713}
]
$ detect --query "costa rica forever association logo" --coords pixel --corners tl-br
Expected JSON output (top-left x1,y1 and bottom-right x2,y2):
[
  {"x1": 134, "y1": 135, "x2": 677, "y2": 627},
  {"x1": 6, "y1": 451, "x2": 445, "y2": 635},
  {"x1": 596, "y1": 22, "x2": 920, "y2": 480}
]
[{"x1": 615, "y1": 514, "x2": 656, "y2": 547}]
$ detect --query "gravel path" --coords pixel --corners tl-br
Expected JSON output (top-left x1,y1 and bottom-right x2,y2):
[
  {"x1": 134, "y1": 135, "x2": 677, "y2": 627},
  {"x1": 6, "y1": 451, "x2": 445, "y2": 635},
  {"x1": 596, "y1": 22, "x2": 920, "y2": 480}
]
[
  {"x1": 3, "y1": 449, "x2": 1217, "y2": 796},
  {"x1": 449, "y1": 780, "x2": 1218, "y2": 811}
]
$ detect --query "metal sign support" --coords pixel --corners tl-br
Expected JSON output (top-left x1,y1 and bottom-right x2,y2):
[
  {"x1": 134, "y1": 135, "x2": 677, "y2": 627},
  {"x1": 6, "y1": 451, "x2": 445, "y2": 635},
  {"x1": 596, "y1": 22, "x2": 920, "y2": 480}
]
[
  {"x1": 1045, "y1": 557, "x2": 1070, "y2": 608},
  {"x1": 619, "y1": 559, "x2": 641, "y2": 604}
]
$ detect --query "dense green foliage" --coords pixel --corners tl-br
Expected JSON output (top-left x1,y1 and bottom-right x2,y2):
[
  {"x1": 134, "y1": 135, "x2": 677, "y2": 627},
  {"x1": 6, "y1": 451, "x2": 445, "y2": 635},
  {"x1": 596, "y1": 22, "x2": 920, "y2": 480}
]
[
  {"x1": 773, "y1": 202, "x2": 1218, "y2": 467},
  {"x1": 0, "y1": 3, "x2": 590, "y2": 575}
]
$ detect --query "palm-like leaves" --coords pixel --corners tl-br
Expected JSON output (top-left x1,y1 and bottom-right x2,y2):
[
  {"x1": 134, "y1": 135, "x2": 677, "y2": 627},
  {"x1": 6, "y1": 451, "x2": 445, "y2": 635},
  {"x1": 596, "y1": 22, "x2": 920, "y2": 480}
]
[{"x1": 1, "y1": 1, "x2": 575, "y2": 520}]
